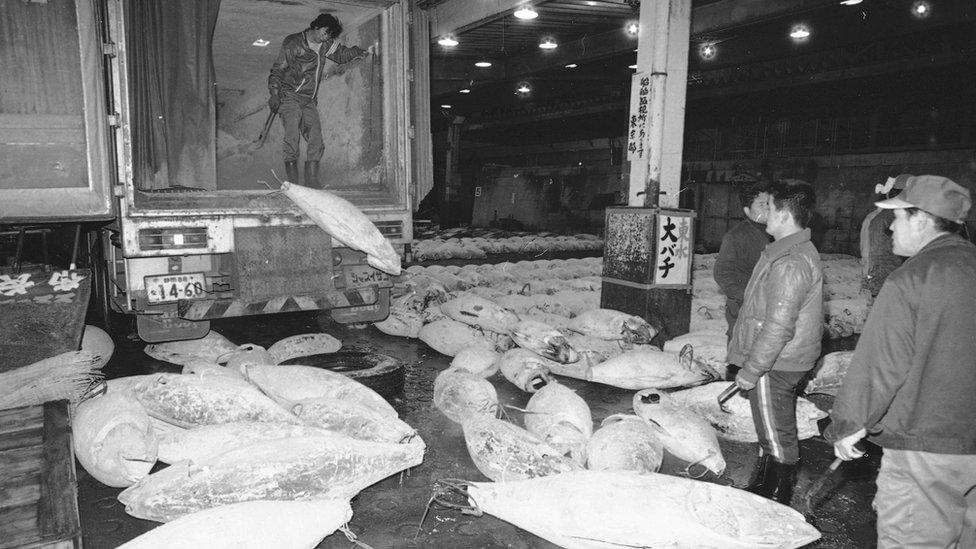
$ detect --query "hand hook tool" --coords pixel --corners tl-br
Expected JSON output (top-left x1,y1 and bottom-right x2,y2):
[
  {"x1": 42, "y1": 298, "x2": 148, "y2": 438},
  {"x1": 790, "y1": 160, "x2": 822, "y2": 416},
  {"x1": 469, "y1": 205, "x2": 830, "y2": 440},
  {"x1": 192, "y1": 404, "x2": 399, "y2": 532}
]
[{"x1": 717, "y1": 382, "x2": 740, "y2": 413}]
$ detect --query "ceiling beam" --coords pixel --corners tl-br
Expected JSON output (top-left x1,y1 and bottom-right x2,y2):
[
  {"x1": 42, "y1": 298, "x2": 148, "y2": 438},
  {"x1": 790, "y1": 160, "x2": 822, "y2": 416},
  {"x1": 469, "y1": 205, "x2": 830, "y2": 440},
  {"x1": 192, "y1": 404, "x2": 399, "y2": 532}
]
[
  {"x1": 505, "y1": 27, "x2": 638, "y2": 77},
  {"x1": 428, "y1": 0, "x2": 560, "y2": 38}
]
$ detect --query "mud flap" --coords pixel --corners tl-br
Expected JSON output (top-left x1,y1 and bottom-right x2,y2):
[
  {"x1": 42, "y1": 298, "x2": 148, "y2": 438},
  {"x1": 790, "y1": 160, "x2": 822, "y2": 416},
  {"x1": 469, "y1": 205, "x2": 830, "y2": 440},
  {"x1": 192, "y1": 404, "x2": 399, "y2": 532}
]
[
  {"x1": 330, "y1": 287, "x2": 391, "y2": 324},
  {"x1": 136, "y1": 303, "x2": 210, "y2": 343}
]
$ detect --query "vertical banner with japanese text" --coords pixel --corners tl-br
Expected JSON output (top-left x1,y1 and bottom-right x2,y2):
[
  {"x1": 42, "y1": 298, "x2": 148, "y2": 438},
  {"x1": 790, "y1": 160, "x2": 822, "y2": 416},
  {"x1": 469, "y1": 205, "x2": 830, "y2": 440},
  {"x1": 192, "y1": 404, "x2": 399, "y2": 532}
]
[{"x1": 626, "y1": 72, "x2": 650, "y2": 161}]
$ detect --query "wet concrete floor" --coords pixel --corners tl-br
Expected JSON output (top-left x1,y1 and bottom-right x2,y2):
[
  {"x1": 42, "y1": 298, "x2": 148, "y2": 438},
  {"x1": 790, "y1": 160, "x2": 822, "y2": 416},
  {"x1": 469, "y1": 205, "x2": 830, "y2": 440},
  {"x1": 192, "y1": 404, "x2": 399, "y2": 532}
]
[{"x1": 78, "y1": 311, "x2": 879, "y2": 548}]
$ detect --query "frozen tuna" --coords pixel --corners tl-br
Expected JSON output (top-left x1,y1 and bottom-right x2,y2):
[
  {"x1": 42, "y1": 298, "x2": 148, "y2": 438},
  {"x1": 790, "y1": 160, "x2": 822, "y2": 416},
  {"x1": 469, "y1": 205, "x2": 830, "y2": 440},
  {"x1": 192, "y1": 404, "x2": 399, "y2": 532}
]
[
  {"x1": 73, "y1": 392, "x2": 158, "y2": 487},
  {"x1": 666, "y1": 382, "x2": 827, "y2": 443},
  {"x1": 245, "y1": 364, "x2": 396, "y2": 418},
  {"x1": 585, "y1": 415, "x2": 664, "y2": 474},
  {"x1": 455, "y1": 470, "x2": 821, "y2": 548},
  {"x1": 374, "y1": 308, "x2": 424, "y2": 338},
  {"x1": 567, "y1": 309, "x2": 657, "y2": 344},
  {"x1": 632, "y1": 390, "x2": 726, "y2": 475},
  {"x1": 433, "y1": 369, "x2": 499, "y2": 424},
  {"x1": 587, "y1": 345, "x2": 718, "y2": 390},
  {"x1": 118, "y1": 433, "x2": 425, "y2": 522},
  {"x1": 117, "y1": 499, "x2": 352, "y2": 549},
  {"x1": 803, "y1": 350, "x2": 854, "y2": 396},
  {"x1": 663, "y1": 331, "x2": 729, "y2": 378},
  {"x1": 156, "y1": 421, "x2": 335, "y2": 464},
  {"x1": 281, "y1": 182, "x2": 400, "y2": 275},
  {"x1": 450, "y1": 346, "x2": 500, "y2": 378},
  {"x1": 419, "y1": 318, "x2": 495, "y2": 357},
  {"x1": 144, "y1": 331, "x2": 239, "y2": 366},
  {"x1": 131, "y1": 373, "x2": 300, "y2": 428},
  {"x1": 497, "y1": 348, "x2": 554, "y2": 393},
  {"x1": 266, "y1": 333, "x2": 342, "y2": 364},
  {"x1": 291, "y1": 397, "x2": 417, "y2": 444},
  {"x1": 81, "y1": 324, "x2": 115, "y2": 369},
  {"x1": 461, "y1": 415, "x2": 582, "y2": 482},
  {"x1": 441, "y1": 293, "x2": 521, "y2": 334},
  {"x1": 524, "y1": 382, "x2": 592, "y2": 464},
  {"x1": 509, "y1": 320, "x2": 579, "y2": 364},
  {"x1": 218, "y1": 343, "x2": 276, "y2": 375}
]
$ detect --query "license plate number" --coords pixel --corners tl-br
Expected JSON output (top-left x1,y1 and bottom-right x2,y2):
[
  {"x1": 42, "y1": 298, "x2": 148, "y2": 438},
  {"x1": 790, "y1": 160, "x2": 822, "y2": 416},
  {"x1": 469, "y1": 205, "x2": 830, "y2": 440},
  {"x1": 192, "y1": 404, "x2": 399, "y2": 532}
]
[
  {"x1": 145, "y1": 273, "x2": 207, "y2": 304},
  {"x1": 344, "y1": 265, "x2": 390, "y2": 288}
]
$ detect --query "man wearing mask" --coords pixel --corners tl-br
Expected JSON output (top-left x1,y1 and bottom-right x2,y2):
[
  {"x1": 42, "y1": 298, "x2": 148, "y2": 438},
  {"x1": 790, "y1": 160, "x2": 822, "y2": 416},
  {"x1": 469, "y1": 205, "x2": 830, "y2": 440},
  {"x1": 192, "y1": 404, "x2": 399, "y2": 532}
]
[
  {"x1": 727, "y1": 181, "x2": 823, "y2": 504},
  {"x1": 827, "y1": 175, "x2": 976, "y2": 548},
  {"x1": 714, "y1": 181, "x2": 773, "y2": 343},
  {"x1": 268, "y1": 14, "x2": 373, "y2": 187}
]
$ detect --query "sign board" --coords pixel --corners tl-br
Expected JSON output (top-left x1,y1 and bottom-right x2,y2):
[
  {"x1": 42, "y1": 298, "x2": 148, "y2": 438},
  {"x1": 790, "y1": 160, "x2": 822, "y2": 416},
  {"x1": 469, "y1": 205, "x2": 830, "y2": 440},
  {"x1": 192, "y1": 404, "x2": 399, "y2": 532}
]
[
  {"x1": 626, "y1": 72, "x2": 650, "y2": 161},
  {"x1": 653, "y1": 210, "x2": 694, "y2": 287}
]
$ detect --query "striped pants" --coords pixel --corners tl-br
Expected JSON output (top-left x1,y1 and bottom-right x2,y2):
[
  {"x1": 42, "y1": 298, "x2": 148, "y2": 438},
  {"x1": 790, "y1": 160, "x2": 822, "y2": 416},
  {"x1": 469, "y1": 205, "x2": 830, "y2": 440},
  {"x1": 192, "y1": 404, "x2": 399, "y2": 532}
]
[{"x1": 747, "y1": 370, "x2": 808, "y2": 464}]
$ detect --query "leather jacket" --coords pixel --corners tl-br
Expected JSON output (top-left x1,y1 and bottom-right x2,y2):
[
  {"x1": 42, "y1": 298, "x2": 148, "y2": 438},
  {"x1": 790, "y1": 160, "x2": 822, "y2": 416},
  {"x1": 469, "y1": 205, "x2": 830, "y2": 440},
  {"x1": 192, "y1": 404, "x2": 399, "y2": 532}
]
[
  {"x1": 268, "y1": 31, "x2": 366, "y2": 100},
  {"x1": 727, "y1": 228, "x2": 824, "y2": 383}
]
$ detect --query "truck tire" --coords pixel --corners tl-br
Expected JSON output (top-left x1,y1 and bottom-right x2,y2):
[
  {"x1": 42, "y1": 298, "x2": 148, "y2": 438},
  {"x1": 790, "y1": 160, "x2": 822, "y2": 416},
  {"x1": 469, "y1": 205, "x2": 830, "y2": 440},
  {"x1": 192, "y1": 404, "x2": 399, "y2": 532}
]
[{"x1": 282, "y1": 349, "x2": 405, "y2": 399}]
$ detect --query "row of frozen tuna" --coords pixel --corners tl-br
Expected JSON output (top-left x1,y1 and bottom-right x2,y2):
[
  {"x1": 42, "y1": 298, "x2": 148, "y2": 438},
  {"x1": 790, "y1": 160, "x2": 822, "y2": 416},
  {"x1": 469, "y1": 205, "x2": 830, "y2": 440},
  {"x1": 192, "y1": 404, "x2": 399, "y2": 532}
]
[
  {"x1": 411, "y1": 233, "x2": 604, "y2": 261},
  {"x1": 73, "y1": 333, "x2": 424, "y2": 547},
  {"x1": 426, "y1": 354, "x2": 824, "y2": 547}
]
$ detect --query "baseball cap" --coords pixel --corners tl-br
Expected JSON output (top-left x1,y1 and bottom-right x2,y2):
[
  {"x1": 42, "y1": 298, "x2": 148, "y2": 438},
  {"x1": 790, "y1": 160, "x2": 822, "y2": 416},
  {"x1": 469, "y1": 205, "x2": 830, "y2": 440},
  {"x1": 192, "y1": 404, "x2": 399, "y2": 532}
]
[{"x1": 875, "y1": 175, "x2": 972, "y2": 222}]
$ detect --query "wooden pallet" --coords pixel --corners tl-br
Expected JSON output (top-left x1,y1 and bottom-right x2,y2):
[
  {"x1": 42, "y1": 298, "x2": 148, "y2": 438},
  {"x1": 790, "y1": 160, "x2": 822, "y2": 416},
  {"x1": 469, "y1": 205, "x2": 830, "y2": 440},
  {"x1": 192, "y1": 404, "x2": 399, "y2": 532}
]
[{"x1": 0, "y1": 401, "x2": 81, "y2": 549}]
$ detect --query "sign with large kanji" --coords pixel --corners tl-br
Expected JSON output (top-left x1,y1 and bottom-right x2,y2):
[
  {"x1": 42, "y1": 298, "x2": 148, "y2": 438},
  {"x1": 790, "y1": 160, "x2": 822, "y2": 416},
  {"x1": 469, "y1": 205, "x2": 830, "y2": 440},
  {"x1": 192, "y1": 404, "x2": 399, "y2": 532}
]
[{"x1": 653, "y1": 210, "x2": 694, "y2": 287}]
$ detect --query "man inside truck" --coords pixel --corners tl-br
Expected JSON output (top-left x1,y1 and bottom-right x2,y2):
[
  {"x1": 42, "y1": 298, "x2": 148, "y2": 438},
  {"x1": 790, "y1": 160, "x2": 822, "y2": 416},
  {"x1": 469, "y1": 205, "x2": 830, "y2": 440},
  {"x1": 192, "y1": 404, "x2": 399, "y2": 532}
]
[{"x1": 267, "y1": 13, "x2": 374, "y2": 188}]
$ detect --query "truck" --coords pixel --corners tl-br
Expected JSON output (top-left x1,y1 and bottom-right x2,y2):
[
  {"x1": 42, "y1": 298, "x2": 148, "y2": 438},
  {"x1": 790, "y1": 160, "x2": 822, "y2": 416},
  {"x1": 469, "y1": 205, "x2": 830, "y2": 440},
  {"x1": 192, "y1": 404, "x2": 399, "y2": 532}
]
[{"x1": 0, "y1": 0, "x2": 430, "y2": 342}]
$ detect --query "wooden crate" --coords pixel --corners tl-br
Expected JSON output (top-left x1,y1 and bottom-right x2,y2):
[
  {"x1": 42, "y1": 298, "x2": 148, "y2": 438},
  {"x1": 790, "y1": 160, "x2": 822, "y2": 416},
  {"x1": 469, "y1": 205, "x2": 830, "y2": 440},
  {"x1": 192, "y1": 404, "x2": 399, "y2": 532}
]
[{"x1": 0, "y1": 401, "x2": 81, "y2": 549}]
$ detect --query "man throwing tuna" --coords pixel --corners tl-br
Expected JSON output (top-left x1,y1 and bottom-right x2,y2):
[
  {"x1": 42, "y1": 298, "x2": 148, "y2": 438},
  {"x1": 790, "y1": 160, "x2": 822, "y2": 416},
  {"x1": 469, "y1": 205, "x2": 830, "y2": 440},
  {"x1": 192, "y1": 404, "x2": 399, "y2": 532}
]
[
  {"x1": 267, "y1": 14, "x2": 373, "y2": 187},
  {"x1": 727, "y1": 181, "x2": 823, "y2": 504},
  {"x1": 826, "y1": 175, "x2": 976, "y2": 548}
]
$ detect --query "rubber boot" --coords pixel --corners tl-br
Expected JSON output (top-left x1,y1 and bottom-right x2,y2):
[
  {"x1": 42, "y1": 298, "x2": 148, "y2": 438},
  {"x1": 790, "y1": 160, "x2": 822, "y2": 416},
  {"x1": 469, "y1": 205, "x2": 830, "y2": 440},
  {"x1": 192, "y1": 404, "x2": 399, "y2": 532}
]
[
  {"x1": 284, "y1": 161, "x2": 299, "y2": 184},
  {"x1": 745, "y1": 454, "x2": 776, "y2": 497},
  {"x1": 769, "y1": 461, "x2": 798, "y2": 505},
  {"x1": 304, "y1": 160, "x2": 320, "y2": 188}
]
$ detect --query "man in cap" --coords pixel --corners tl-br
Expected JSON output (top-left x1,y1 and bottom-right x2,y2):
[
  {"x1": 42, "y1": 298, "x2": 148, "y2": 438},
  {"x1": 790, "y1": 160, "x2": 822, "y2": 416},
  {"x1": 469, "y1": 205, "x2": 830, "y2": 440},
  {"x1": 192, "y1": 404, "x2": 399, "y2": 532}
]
[
  {"x1": 826, "y1": 175, "x2": 976, "y2": 548},
  {"x1": 727, "y1": 180, "x2": 823, "y2": 504},
  {"x1": 268, "y1": 14, "x2": 374, "y2": 187}
]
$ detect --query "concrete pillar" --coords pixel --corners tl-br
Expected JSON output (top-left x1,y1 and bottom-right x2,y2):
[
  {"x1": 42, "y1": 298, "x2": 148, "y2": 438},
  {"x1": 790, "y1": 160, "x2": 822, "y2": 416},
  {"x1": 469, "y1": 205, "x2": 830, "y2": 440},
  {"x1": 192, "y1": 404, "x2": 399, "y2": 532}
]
[{"x1": 606, "y1": 0, "x2": 693, "y2": 345}]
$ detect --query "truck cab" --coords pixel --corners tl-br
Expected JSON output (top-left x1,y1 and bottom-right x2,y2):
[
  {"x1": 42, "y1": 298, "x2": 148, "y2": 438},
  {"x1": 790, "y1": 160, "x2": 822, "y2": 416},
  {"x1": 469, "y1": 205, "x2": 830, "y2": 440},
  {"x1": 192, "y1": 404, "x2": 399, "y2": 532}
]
[{"x1": 0, "y1": 0, "x2": 428, "y2": 342}]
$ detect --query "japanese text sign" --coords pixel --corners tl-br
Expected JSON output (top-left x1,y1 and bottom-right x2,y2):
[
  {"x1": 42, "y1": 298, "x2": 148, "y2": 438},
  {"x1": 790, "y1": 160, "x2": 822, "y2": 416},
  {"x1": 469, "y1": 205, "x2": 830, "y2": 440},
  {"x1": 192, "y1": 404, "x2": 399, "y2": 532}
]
[
  {"x1": 626, "y1": 72, "x2": 650, "y2": 161},
  {"x1": 653, "y1": 211, "x2": 693, "y2": 286}
]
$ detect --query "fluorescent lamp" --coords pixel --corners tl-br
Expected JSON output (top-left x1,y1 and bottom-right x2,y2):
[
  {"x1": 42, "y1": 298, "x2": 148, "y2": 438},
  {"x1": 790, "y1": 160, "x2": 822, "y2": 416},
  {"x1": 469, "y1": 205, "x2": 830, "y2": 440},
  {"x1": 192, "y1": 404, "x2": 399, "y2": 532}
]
[
  {"x1": 438, "y1": 35, "x2": 458, "y2": 47},
  {"x1": 514, "y1": 6, "x2": 538, "y2": 20},
  {"x1": 475, "y1": 61, "x2": 492, "y2": 68},
  {"x1": 539, "y1": 38, "x2": 557, "y2": 50}
]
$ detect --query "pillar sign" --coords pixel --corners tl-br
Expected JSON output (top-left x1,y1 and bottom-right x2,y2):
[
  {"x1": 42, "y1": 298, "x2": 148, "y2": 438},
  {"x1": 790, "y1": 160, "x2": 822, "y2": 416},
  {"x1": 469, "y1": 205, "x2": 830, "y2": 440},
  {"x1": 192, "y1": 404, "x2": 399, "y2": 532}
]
[
  {"x1": 653, "y1": 210, "x2": 694, "y2": 287},
  {"x1": 627, "y1": 72, "x2": 650, "y2": 162}
]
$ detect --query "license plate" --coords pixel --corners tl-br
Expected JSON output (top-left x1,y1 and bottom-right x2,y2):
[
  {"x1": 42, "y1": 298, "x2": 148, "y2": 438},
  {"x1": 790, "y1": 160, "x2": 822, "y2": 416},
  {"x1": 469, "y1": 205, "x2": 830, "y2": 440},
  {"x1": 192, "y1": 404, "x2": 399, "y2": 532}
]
[
  {"x1": 145, "y1": 273, "x2": 207, "y2": 304},
  {"x1": 344, "y1": 265, "x2": 391, "y2": 288}
]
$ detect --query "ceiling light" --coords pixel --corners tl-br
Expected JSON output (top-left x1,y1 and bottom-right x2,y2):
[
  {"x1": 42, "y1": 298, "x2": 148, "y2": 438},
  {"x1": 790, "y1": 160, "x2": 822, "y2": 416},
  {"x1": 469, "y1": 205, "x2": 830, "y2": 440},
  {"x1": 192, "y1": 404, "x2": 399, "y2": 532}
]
[
  {"x1": 586, "y1": 1, "x2": 596, "y2": 5},
  {"x1": 474, "y1": 60, "x2": 492, "y2": 68},
  {"x1": 628, "y1": 64, "x2": 638, "y2": 70},
  {"x1": 789, "y1": 24, "x2": 811, "y2": 40},
  {"x1": 516, "y1": 82, "x2": 531, "y2": 94},
  {"x1": 699, "y1": 43, "x2": 717, "y2": 60},
  {"x1": 437, "y1": 35, "x2": 458, "y2": 47},
  {"x1": 514, "y1": 5, "x2": 538, "y2": 20},
  {"x1": 252, "y1": 38, "x2": 270, "y2": 47},
  {"x1": 911, "y1": 1, "x2": 931, "y2": 18},
  {"x1": 539, "y1": 38, "x2": 558, "y2": 50},
  {"x1": 459, "y1": 88, "x2": 471, "y2": 94},
  {"x1": 839, "y1": 0, "x2": 862, "y2": 5},
  {"x1": 625, "y1": 22, "x2": 639, "y2": 36},
  {"x1": 440, "y1": 104, "x2": 452, "y2": 109},
  {"x1": 564, "y1": 63, "x2": 578, "y2": 69}
]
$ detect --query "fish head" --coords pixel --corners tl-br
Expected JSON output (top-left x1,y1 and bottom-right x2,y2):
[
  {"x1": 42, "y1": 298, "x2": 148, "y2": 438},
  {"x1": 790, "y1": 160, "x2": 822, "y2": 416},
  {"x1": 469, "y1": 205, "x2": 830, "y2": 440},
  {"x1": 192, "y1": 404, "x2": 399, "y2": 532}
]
[
  {"x1": 632, "y1": 388, "x2": 676, "y2": 415},
  {"x1": 622, "y1": 317, "x2": 657, "y2": 345},
  {"x1": 543, "y1": 335, "x2": 579, "y2": 364}
]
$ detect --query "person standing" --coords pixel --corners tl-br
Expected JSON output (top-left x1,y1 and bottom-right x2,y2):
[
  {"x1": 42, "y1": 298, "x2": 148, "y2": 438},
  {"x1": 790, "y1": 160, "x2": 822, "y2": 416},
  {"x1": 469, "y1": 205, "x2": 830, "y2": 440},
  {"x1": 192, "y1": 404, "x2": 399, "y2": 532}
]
[
  {"x1": 714, "y1": 182, "x2": 773, "y2": 342},
  {"x1": 727, "y1": 181, "x2": 823, "y2": 504},
  {"x1": 859, "y1": 173, "x2": 910, "y2": 301},
  {"x1": 826, "y1": 175, "x2": 976, "y2": 548},
  {"x1": 267, "y1": 14, "x2": 373, "y2": 187}
]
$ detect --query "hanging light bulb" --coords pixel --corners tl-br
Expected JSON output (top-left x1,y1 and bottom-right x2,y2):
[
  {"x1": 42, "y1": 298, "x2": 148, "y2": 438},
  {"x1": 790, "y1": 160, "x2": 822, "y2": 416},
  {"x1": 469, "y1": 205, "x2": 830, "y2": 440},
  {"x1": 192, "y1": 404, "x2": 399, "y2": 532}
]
[
  {"x1": 459, "y1": 88, "x2": 471, "y2": 94},
  {"x1": 911, "y1": 1, "x2": 932, "y2": 18},
  {"x1": 516, "y1": 82, "x2": 531, "y2": 94},
  {"x1": 437, "y1": 35, "x2": 458, "y2": 47},
  {"x1": 538, "y1": 37, "x2": 558, "y2": 50},
  {"x1": 625, "y1": 22, "x2": 639, "y2": 36},
  {"x1": 699, "y1": 43, "x2": 717, "y2": 60},
  {"x1": 514, "y1": 5, "x2": 538, "y2": 20},
  {"x1": 564, "y1": 63, "x2": 578, "y2": 69},
  {"x1": 789, "y1": 24, "x2": 811, "y2": 40},
  {"x1": 474, "y1": 60, "x2": 492, "y2": 68},
  {"x1": 839, "y1": 0, "x2": 862, "y2": 5}
]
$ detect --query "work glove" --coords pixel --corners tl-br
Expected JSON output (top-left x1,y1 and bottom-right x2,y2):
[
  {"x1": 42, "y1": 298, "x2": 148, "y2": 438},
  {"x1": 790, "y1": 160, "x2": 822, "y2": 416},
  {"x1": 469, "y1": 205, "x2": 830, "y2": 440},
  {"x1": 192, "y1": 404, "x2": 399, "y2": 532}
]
[{"x1": 268, "y1": 90, "x2": 281, "y2": 113}]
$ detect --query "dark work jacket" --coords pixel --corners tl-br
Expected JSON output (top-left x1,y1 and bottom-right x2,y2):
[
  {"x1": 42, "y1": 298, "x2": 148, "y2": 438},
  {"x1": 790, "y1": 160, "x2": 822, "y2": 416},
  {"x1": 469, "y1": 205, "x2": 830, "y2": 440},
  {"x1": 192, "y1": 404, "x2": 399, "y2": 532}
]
[
  {"x1": 268, "y1": 31, "x2": 366, "y2": 100},
  {"x1": 714, "y1": 219, "x2": 772, "y2": 323},
  {"x1": 727, "y1": 228, "x2": 824, "y2": 384},
  {"x1": 826, "y1": 234, "x2": 976, "y2": 454}
]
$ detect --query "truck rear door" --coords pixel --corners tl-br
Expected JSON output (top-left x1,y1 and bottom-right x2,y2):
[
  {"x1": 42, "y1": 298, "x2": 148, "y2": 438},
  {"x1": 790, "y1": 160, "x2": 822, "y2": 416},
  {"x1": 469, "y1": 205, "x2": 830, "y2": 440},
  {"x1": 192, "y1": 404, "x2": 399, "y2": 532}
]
[{"x1": 0, "y1": 0, "x2": 114, "y2": 222}]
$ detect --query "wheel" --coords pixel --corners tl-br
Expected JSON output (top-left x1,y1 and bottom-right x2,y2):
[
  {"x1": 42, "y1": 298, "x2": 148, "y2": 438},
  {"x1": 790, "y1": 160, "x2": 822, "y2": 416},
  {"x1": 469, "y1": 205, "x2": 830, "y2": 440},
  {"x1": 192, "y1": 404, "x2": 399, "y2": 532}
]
[{"x1": 281, "y1": 349, "x2": 405, "y2": 399}]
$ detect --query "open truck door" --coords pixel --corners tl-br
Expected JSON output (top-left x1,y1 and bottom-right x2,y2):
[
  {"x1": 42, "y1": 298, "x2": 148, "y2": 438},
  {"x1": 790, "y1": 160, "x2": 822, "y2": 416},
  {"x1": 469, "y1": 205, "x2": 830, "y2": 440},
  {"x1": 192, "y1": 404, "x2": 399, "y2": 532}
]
[{"x1": 89, "y1": 0, "x2": 425, "y2": 342}]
